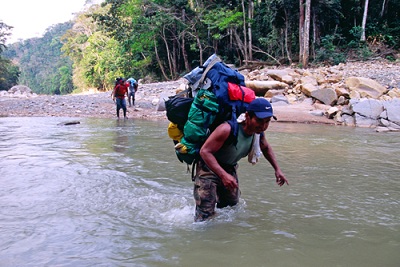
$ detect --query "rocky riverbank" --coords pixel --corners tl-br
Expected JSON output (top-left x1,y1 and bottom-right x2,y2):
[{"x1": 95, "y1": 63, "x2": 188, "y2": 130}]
[{"x1": 1, "y1": 59, "x2": 399, "y2": 131}]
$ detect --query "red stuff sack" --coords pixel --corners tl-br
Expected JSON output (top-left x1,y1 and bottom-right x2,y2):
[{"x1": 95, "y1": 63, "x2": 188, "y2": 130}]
[{"x1": 227, "y1": 82, "x2": 255, "y2": 103}]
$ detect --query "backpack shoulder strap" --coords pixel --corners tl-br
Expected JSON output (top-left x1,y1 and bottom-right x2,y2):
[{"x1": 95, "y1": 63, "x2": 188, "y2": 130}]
[
  {"x1": 197, "y1": 56, "x2": 221, "y2": 89},
  {"x1": 226, "y1": 120, "x2": 237, "y2": 145}
]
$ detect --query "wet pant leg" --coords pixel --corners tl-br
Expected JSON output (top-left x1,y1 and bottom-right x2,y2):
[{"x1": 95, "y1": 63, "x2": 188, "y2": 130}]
[{"x1": 193, "y1": 160, "x2": 240, "y2": 221}]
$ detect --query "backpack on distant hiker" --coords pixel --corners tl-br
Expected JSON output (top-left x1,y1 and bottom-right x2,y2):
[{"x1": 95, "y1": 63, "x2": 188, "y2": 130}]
[
  {"x1": 126, "y1": 78, "x2": 138, "y2": 91},
  {"x1": 114, "y1": 79, "x2": 128, "y2": 98},
  {"x1": 165, "y1": 54, "x2": 256, "y2": 166}
]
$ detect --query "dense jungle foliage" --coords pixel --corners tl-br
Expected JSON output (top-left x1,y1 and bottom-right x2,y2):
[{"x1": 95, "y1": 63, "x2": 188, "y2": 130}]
[{"x1": 1, "y1": 0, "x2": 399, "y2": 94}]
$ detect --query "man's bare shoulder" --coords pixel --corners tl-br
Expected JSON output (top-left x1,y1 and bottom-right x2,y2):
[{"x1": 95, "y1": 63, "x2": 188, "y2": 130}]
[{"x1": 210, "y1": 122, "x2": 233, "y2": 140}]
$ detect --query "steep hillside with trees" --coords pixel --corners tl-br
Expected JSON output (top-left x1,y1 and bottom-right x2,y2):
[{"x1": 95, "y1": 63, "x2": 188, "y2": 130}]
[
  {"x1": 2, "y1": 0, "x2": 400, "y2": 94},
  {"x1": 5, "y1": 22, "x2": 74, "y2": 94},
  {"x1": 0, "y1": 21, "x2": 19, "y2": 91}
]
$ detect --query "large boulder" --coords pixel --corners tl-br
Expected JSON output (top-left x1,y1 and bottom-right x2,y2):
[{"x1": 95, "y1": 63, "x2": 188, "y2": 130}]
[
  {"x1": 386, "y1": 88, "x2": 400, "y2": 98},
  {"x1": 383, "y1": 98, "x2": 400, "y2": 123},
  {"x1": 345, "y1": 77, "x2": 387, "y2": 99},
  {"x1": 9, "y1": 85, "x2": 33, "y2": 94},
  {"x1": 3, "y1": 85, "x2": 36, "y2": 98},
  {"x1": 311, "y1": 88, "x2": 337, "y2": 106},
  {"x1": 266, "y1": 69, "x2": 294, "y2": 85},
  {"x1": 300, "y1": 75, "x2": 318, "y2": 86},
  {"x1": 324, "y1": 74, "x2": 343, "y2": 84},
  {"x1": 341, "y1": 114, "x2": 356, "y2": 126},
  {"x1": 300, "y1": 83, "x2": 319, "y2": 97},
  {"x1": 351, "y1": 98, "x2": 384, "y2": 119},
  {"x1": 264, "y1": 89, "x2": 285, "y2": 98},
  {"x1": 299, "y1": 76, "x2": 319, "y2": 97},
  {"x1": 270, "y1": 95, "x2": 289, "y2": 104},
  {"x1": 379, "y1": 119, "x2": 400, "y2": 131},
  {"x1": 333, "y1": 84, "x2": 350, "y2": 98},
  {"x1": 354, "y1": 113, "x2": 378, "y2": 127},
  {"x1": 245, "y1": 80, "x2": 288, "y2": 96}
]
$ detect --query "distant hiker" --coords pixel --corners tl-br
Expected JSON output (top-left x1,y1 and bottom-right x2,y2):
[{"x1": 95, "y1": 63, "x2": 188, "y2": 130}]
[
  {"x1": 112, "y1": 78, "x2": 129, "y2": 119},
  {"x1": 193, "y1": 98, "x2": 288, "y2": 222},
  {"x1": 126, "y1": 77, "x2": 138, "y2": 107},
  {"x1": 111, "y1": 77, "x2": 123, "y2": 101}
]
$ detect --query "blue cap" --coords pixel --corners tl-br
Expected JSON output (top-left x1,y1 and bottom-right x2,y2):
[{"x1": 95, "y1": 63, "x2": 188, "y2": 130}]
[{"x1": 247, "y1": 98, "x2": 277, "y2": 120}]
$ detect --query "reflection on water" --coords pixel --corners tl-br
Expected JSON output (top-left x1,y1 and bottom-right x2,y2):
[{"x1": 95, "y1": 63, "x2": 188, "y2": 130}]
[
  {"x1": 0, "y1": 117, "x2": 399, "y2": 267},
  {"x1": 113, "y1": 120, "x2": 130, "y2": 153}
]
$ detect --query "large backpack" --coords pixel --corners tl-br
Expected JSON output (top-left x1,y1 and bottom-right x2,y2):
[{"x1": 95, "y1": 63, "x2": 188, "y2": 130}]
[{"x1": 165, "y1": 54, "x2": 255, "y2": 166}]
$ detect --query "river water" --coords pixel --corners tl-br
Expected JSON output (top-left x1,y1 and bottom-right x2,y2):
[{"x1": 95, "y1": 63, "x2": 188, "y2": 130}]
[{"x1": 0, "y1": 117, "x2": 399, "y2": 267}]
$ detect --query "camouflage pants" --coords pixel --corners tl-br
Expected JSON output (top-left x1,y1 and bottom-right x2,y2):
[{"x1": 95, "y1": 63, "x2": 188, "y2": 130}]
[{"x1": 193, "y1": 160, "x2": 240, "y2": 221}]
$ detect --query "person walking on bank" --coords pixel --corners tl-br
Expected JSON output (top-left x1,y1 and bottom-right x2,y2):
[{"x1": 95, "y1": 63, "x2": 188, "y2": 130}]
[
  {"x1": 194, "y1": 98, "x2": 289, "y2": 222},
  {"x1": 112, "y1": 78, "x2": 129, "y2": 119},
  {"x1": 126, "y1": 77, "x2": 138, "y2": 107}
]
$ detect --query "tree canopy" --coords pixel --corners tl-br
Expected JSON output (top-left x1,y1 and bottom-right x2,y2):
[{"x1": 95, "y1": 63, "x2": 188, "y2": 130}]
[
  {"x1": 0, "y1": 21, "x2": 19, "y2": 91},
  {"x1": 2, "y1": 0, "x2": 399, "y2": 94}
]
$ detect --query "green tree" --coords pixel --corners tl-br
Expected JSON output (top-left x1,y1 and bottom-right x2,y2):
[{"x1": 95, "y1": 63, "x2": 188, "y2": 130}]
[
  {"x1": 0, "y1": 21, "x2": 20, "y2": 90},
  {"x1": 62, "y1": 4, "x2": 129, "y2": 91},
  {"x1": 4, "y1": 0, "x2": 400, "y2": 95},
  {"x1": 6, "y1": 22, "x2": 74, "y2": 94}
]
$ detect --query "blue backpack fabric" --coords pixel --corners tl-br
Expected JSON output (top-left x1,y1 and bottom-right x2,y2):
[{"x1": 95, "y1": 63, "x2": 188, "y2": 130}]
[
  {"x1": 205, "y1": 62, "x2": 248, "y2": 141},
  {"x1": 165, "y1": 54, "x2": 255, "y2": 166}
]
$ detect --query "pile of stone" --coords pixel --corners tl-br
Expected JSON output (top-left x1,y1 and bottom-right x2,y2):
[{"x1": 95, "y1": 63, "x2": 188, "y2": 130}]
[
  {"x1": 0, "y1": 85, "x2": 37, "y2": 98},
  {"x1": 243, "y1": 63, "x2": 400, "y2": 132},
  {"x1": 2, "y1": 61, "x2": 399, "y2": 132}
]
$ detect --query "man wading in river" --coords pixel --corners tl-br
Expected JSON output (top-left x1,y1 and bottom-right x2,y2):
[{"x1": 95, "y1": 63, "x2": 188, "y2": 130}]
[
  {"x1": 112, "y1": 78, "x2": 129, "y2": 119},
  {"x1": 193, "y1": 98, "x2": 289, "y2": 222}
]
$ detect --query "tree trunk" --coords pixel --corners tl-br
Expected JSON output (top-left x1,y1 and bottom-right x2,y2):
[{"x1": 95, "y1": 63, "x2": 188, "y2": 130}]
[
  {"x1": 361, "y1": 0, "x2": 369, "y2": 42},
  {"x1": 181, "y1": 9, "x2": 190, "y2": 72},
  {"x1": 232, "y1": 28, "x2": 246, "y2": 59},
  {"x1": 161, "y1": 26, "x2": 173, "y2": 79},
  {"x1": 380, "y1": 0, "x2": 389, "y2": 17},
  {"x1": 195, "y1": 33, "x2": 203, "y2": 65},
  {"x1": 171, "y1": 38, "x2": 178, "y2": 79},
  {"x1": 302, "y1": 0, "x2": 311, "y2": 67},
  {"x1": 181, "y1": 34, "x2": 190, "y2": 72},
  {"x1": 311, "y1": 6, "x2": 320, "y2": 61},
  {"x1": 241, "y1": 0, "x2": 248, "y2": 63},
  {"x1": 299, "y1": 0, "x2": 305, "y2": 63},
  {"x1": 154, "y1": 39, "x2": 169, "y2": 80},
  {"x1": 248, "y1": 0, "x2": 253, "y2": 61},
  {"x1": 284, "y1": 8, "x2": 292, "y2": 64},
  {"x1": 229, "y1": 28, "x2": 233, "y2": 50}
]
